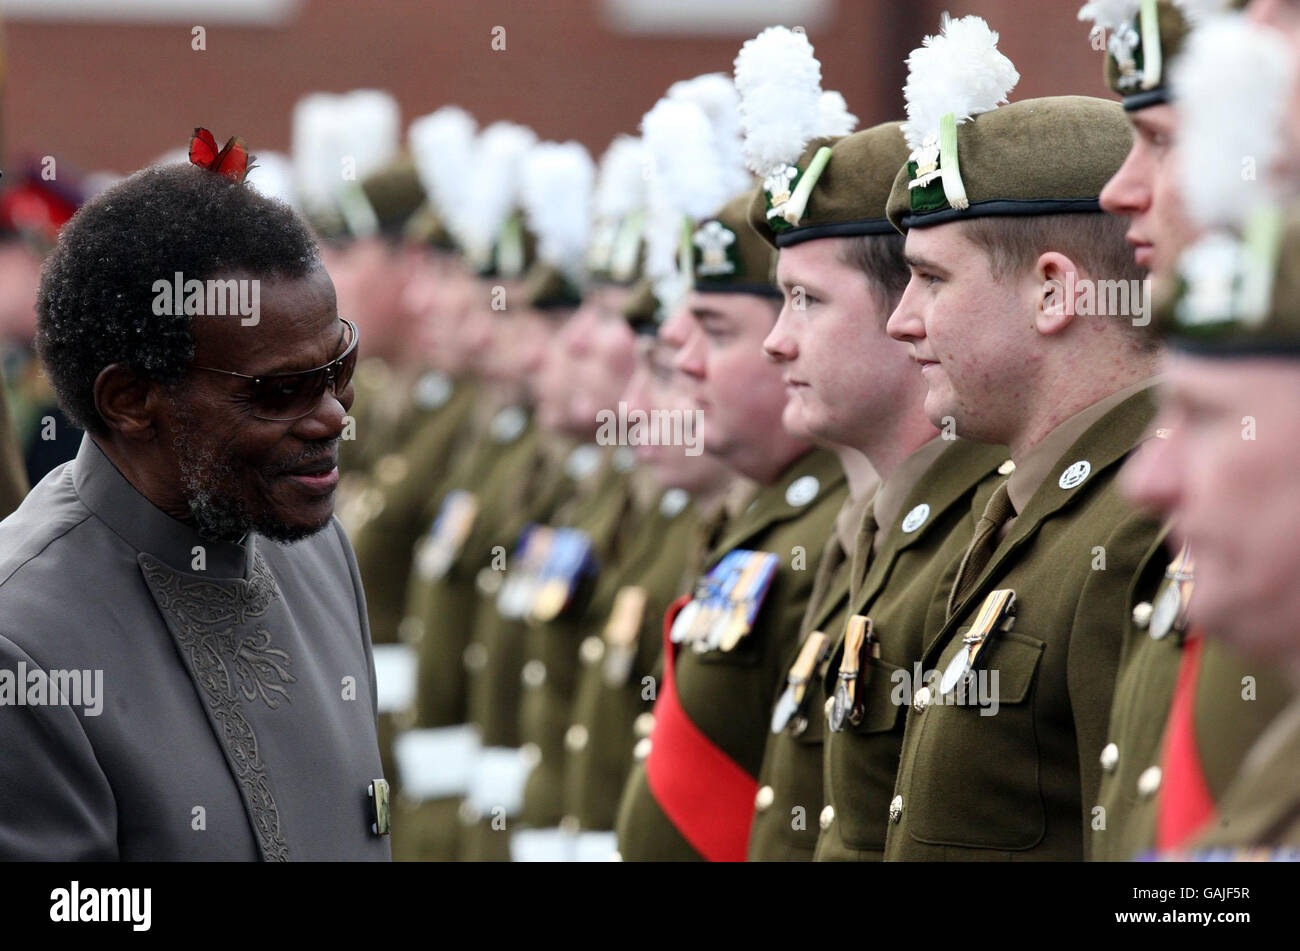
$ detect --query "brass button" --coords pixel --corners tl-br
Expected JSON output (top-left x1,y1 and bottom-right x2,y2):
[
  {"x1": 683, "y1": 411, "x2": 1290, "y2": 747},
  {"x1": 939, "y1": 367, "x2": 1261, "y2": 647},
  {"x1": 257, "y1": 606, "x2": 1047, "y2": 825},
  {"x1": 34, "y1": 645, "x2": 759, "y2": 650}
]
[
  {"x1": 397, "y1": 616, "x2": 424, "y2": 644},
  {"x1": 462, "y1": 642, "x2": 488, "y2": 672},
  {"x1": 913, "y1": 686, "x2": 932, "y2": 712},
  {"x1": 458, "y1": 800, "x2": 482, "y2": 825},
  {"x1": 634, "y1": 712, "x2": 655, "y2": 738},
  {"x1": 565, "y1": 723, "x2": 589, "y2": 753},
  {"x1": 521, "y1": 659, "x2": 547, "y2": 688},
  {"x1": 521, "y1": 743, "x2": 542, "y2": 767},
  {"x1": 754, "y1": 785, "x2": 775, "y2": 812},
  {"x1": 1100, "y1": 742, "x2": 1119, "y2": 773},
  {"x1": 579, "y1": 636, "x2": 605, "y2": 665},
  {"x1": 559, "y1": 814, "x2": 580, "y2": 834},
  {"x1": 997, "y1": 459, "x2": 1016, "y2": 476},
  {"x1": 376, "y1": 453, "x2": 409, "y2": 485},
  {"x1": 1132, "y1": 601, "x2": 1153, "y2": 630},
  {"x1": 1138, "y1": 765, "x2": 1163, "y2": 798},
  {"x1": 634, "y1": 737, "x2": 652, "y2": 761},
  {"x1": 889, "y1": 795, "x2": 904, "y2": 824},
  {"x1": 819, "y1": 805, "x2": 835, "y2": 831}
]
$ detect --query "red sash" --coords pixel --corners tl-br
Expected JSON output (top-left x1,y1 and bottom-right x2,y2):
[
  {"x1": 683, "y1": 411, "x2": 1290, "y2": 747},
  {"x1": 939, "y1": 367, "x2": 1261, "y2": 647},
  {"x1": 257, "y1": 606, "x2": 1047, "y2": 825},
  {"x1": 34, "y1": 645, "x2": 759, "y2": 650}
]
[
  {"x1": 645, "y1": 594, "x2": 759, "y2": 862},
  {"x1": 1156, "y1": 630, "x2": 1215, "y2": 850}
]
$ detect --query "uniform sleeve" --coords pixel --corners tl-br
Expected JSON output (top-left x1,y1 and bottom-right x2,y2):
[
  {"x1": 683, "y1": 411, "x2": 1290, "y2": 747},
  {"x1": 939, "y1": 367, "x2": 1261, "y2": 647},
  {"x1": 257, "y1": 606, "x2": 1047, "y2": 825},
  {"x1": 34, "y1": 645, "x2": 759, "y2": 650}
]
[
  {"x1": 0, "y1": 633, "x2": 117, "y2": 860},
  {"x1": 1067, "y1": 508, "x2": 1160, "y2": 860}
]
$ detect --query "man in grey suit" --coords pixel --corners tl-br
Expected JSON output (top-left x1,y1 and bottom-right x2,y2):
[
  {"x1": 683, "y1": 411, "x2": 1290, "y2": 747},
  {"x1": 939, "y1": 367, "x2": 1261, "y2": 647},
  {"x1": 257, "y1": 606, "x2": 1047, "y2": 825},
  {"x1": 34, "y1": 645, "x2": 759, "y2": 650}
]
[{"x1": 0, "y1": 152, "x2": 390, "y2": 860}]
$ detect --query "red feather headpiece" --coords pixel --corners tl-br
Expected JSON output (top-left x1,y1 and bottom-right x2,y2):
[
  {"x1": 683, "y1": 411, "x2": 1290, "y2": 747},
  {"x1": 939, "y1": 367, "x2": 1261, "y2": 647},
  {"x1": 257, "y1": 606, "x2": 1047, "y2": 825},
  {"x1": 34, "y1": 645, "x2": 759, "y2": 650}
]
[{"x1": 188, "y1": 128, "x2": 253, "y2": 183}]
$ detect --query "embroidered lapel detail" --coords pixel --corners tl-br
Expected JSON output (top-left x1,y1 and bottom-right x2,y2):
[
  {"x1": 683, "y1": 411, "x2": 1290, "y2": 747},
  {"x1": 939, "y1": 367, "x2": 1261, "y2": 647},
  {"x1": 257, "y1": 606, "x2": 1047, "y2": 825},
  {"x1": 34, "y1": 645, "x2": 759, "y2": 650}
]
[{"x1": 139, "y1": 548, "x2": 294, "y2": 862}]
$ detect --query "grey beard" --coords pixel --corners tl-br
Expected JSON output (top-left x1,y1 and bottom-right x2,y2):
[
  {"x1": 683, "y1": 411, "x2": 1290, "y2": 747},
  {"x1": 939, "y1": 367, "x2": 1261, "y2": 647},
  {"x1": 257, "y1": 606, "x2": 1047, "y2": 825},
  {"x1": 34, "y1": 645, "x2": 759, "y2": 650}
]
[{"x1": 170, "y1": 409, "x2": 323, "y2": 545}]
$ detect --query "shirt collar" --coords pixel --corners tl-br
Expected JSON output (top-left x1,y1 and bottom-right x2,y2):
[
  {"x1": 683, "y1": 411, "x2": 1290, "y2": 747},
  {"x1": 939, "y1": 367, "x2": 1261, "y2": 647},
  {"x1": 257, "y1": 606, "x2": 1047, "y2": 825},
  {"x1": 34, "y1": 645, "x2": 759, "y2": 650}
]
[
  {"x1": 73, "y1": 434, "x2": 253, "y2": 579},
  {"x1": 871, "y1": 436, "x2": 949, "y2": 544},
  {"x1": 1006, "y1": 376, "x2": 1160, "y2": 516}
]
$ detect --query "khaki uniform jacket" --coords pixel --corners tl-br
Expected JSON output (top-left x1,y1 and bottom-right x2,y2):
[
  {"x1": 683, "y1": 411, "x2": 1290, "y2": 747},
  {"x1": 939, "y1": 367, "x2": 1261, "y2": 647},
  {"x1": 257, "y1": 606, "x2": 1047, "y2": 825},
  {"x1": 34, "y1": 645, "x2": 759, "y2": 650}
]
[
  {"x1": 815, "y1": 440, "x2": 1008, "y2": 861},
  {"x1": 1193, "y1": 699, "x2": 1300, "y2": 851},
  {"x1": 884, "y1": 390, "x2": 1162, "y2": 860},
  {"x1": 747, "y1": 517, "x2": 854, "y2": 861},
  {"x1": 518, "y1": 451, "x2": 639, "y2": 828},
  {"x1": 615, "y1": 449, "x2": 848, "y2": 861},
  {"x1": 1094, "y1": 525, "x2": 1292, "y2": 860},
  {"x1": 350, "y1": 377, "x2": 478, "y2": 647},
  {"x1": 562, "y1": 488, "x2": 699, "y2": 833}
]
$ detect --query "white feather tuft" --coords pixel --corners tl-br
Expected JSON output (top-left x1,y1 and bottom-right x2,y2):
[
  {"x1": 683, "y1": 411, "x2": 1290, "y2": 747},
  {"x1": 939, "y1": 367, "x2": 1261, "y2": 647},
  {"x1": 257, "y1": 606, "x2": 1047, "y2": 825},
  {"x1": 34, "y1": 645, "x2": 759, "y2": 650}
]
[
  {"x1": 733, "y1": 26, "x2": 824, "y2": 177},
  {"x1": 408, "y1": 106, "x2": 478, "y2": 241},
  {"x1": 594, "y1": 135, "x2": 649, "y2": 221},
  {"x1": 902, "y1": 14, "x2": 1020, "y2": 153},
  {"x1": 461, "y1": 121, "x2": 538, "y2": 264},
  {"x1": 1173, "y1": 14, "x2": 1296, "y2": 229},
  {"x1": 816, "y1": 91, "x2": 859, "y2": 137},
  {"x1": 1173, "y1": 0, "x2": 1233, "y2": 25},
  {"x1": 641, "y1": 98, "x2": 733, "y2": 223},
  {"x1": 293, "y1": 90, "x2": 399, "y2": 214},
  {"x1": 521, "y1": 141, "x2": 595, "y2": 279},
  {"x1": 1077, "y1": 0, "x2": 1141, "y2": 33},
  {"x1": 666, "y1": 73, "x2": 751, "y2": 200}
]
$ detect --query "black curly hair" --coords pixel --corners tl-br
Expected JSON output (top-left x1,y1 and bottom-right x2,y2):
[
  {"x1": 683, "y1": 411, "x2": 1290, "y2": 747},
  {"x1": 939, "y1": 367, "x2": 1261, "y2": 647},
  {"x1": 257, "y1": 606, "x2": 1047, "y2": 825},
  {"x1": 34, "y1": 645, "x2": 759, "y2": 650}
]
[{"x1": 36, "y1": 162, "x2": 321, "y2": 435}]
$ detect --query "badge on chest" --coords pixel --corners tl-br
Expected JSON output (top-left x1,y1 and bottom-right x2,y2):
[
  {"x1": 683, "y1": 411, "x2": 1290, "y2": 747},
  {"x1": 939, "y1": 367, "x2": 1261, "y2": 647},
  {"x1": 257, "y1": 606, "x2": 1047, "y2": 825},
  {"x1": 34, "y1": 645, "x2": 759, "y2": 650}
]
[
  {"x1": 830, "y1": 615, "x2": 878, "y2": 732},
  {"x1": 669, "y1": 550, "x2": 779, "y2": 653},
  {"x1": 939, "y1": 588, "x2": 1017, "y2": 696},
  {"x1": 771, "y1": 630, "x2": 831, "y2": 734}
]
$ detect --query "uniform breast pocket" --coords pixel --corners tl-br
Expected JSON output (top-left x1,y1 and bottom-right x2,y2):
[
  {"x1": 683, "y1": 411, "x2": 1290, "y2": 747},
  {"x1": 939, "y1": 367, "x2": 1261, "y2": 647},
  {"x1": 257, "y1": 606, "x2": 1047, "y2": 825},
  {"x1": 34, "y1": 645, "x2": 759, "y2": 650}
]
[{"x1": 906, "y1": 631, "x2": 1047, "y2": 851}]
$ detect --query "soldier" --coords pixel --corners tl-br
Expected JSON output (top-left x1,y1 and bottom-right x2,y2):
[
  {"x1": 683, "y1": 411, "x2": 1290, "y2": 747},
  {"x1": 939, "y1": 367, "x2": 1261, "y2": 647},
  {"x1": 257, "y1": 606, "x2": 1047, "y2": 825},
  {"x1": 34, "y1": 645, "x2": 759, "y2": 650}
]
[
  {"x1": 1120, "y1": 12, "x2": 1300, "y2": 856},
  {"x1": 390, "y1": 121, "x2": 561, "y2": 861},
  {"x1": 878, "y1": 15, "x2": 1164, "y2": 860},
  {"x1": 724, "y1": 27, "x2": 1009, "y2": 862},
  {"x1": 559, "y1": 282, "x2": 739, "y2": 860},
  {"x1": 1080, "y1": 0, "x2": 1291, "y2": 860},
  {"x1": 613, "y1": 75, "x2": 849, "y2": 858}
]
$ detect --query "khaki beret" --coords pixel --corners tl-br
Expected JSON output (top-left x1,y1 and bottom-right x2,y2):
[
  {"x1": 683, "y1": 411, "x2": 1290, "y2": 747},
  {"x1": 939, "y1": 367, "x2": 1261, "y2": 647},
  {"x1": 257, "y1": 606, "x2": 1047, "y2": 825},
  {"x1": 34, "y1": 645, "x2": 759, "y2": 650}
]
[
  {"x1": 691, "y1": 191, "x2": 779, "y2": 298},
  {"x1": 748, "y1": 123, "x2": 910, "y2": 249},
  {"x1": 886, "y1": 96, "x2": 1131, "y2": 232}
]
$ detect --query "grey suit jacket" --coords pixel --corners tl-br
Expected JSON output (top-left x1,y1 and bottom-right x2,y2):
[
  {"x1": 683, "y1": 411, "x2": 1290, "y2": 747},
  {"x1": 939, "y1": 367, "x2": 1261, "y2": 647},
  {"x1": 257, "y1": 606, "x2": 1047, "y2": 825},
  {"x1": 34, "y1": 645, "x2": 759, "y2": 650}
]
[{"x1": 0, "y1": 436, "x2": 390, "y2": 861}]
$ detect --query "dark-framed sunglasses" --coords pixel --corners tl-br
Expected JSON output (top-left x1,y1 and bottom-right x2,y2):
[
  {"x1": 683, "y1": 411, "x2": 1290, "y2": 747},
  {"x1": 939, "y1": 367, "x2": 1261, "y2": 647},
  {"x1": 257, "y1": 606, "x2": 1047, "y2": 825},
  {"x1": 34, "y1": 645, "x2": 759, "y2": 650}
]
[{"x1": 190, "y1": 317, "x2": 360, "y2": 421}]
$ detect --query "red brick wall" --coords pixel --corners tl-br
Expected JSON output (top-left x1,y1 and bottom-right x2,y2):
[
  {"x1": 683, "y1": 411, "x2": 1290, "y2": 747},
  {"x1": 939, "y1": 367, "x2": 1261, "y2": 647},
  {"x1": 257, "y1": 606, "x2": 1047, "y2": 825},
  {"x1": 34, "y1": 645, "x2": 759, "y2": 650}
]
[{"x1": 3, "y1": 0, "x2": 1111, "y2": 178}]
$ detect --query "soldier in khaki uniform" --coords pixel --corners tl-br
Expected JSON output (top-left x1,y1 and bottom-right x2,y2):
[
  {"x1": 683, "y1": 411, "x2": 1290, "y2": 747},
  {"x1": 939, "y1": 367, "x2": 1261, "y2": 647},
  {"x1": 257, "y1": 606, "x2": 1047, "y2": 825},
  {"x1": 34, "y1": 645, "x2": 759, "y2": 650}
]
[
  {"x1": 878, "y1": 15, "x2": 1164, "y2": 861},
  {"x1": 1078, "y1": 1, "x2": 1291, "y2": 860},
  {"x1": 560, "y1": 280, "x2": 738, "y2": 860},
  {"x1": 717, "y1": 44, "x2": 1010, "y2": 855},
  {"x1": 1117, "y1": 12, "x2": 1300, "y2": 857},
  {"x1": 614, "y1": 181, "x2": 849, "y2": 859}
]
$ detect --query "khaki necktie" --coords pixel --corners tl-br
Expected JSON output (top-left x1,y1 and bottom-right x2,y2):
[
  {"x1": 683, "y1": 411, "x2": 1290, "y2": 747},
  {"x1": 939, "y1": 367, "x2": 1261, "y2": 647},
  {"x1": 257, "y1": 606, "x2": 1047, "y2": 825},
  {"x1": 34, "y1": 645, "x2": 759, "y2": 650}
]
[
  {"x1": 848, "y1": 501, "x2": 878, "y2": 607},
  {"x1": 947, "y1": 481, "x2": 1014, "y2": 617},
  {"x1": 803, "y1": 531, "x2": 846, "y2": 637}
]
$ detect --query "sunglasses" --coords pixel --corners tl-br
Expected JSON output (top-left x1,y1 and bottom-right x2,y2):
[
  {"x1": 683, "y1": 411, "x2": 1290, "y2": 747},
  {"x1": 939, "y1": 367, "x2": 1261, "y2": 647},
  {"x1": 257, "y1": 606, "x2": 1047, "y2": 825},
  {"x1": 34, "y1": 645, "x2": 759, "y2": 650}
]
[{"x1": 191, "y1": 317, "x2": 360, "y2": 421}]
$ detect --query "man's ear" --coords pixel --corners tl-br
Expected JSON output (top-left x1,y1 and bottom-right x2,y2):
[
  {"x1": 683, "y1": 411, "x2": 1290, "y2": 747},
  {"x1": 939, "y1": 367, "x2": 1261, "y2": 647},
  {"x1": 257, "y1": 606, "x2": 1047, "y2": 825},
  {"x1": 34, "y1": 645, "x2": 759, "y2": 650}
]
[
  {"x1": 93, "y1": 364, "x2": 161, "y2": 441},
  {"x1": 1035, "y1": 251, "x2": 1083, "y2": 337}
]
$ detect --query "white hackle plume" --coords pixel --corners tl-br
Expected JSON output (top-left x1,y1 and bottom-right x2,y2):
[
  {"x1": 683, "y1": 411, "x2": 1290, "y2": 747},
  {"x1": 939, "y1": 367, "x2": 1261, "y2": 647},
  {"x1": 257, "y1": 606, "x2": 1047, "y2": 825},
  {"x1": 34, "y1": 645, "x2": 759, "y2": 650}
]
[
  {"x1": 666, "y1": 73, "x2": 751, "y2": 200},
  {"x1": 245, "y1": 152, "x2": 298, "y2": 210},
  {"x1": 292, "y1": 92, "x2": 344, "y2": 215},
  {"x1": 338, "y1": 89, "x2": 401, "y2": 183},
  {"x1": 521, "y1": 141, "x2": 596, "y2": 281},
  {"x1": 641, "y1": 97, "x2": 727, "y2": 310},
  {"x1": 734, "y1": 26, "x2": 825, "y2": 179},
  {"x1": 1173, "y1": 14, "x2": 1296, "y2": 230},
  {"x1": 1174, "y1": 0, "x2": 1235, "y2": 24},
  {"x1": 594, "y1": 135, "x2": 649, "y2": 222},
  {"x1": 408, "y1": 106, "x2": 478, "y2": 241},
  {"x1": 461, "y1": 121, "x2": 538, "y2": 267},
  {"x1": 817, "y1": 91, "x2": 859, "y2": 138},
  {"x1": 902, "y1": 14, "x2": 1019, "y2": 154},
  {"x1": 1077, "y1": 0, "x2": 1141, "y2": 36}
]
